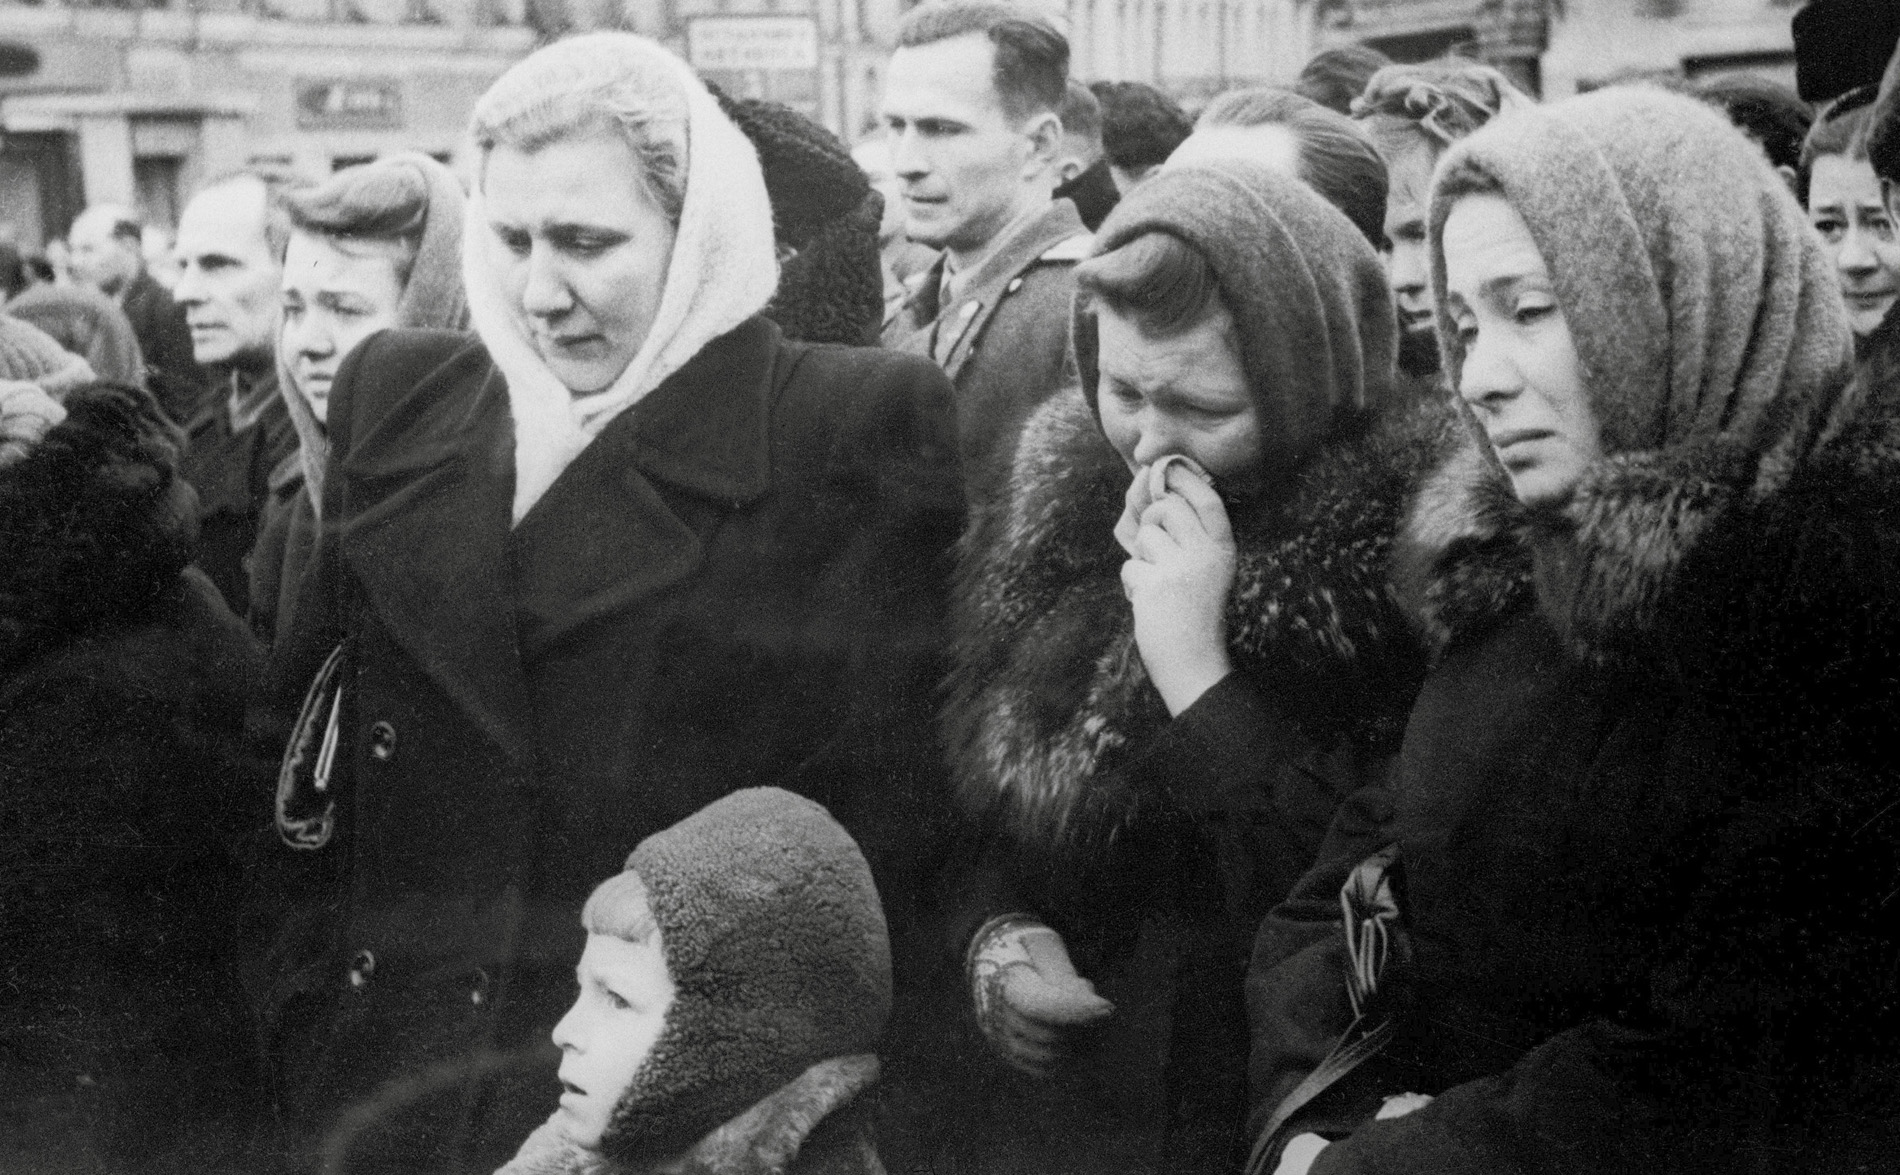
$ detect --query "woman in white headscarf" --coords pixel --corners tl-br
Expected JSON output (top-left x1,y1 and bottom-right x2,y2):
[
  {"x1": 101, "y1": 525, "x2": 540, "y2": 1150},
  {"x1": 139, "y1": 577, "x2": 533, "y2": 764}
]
[{"x1": 257, "y1": 33, "x2": 963, "y2": 1168}]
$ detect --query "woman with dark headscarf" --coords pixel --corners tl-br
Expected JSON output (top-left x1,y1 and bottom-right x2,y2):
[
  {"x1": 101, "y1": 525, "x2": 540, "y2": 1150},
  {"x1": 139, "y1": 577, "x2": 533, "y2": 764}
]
[
  {"x1": 249, "y1": 151, "x2": 468, "y2": 647},
  {"x1": 943, "y1": 161, "x2": 1447, "y2": 1173},
  {"x1": 256, "y1": 33, "x2": 960, "y2": 1169},
  {"x1": 1246, "y1": 88, "x2": 1900, "y2": 1175}
]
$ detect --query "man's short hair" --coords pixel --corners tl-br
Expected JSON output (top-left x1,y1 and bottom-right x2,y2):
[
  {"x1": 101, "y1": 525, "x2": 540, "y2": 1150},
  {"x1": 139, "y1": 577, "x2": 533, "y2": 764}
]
[
  {"x1": 1059, "y1": 78, "x2": 1102, "y2": 147},
  {"x1": 896, "y1": 0, "x2": 1068, "y2": 125},
  {"x1": 1090, "y1": 81, "x2": 1193, "y2": 172},
  {"x1": 1196, "y1": 88, "x2": 1388, "y2": 247}
]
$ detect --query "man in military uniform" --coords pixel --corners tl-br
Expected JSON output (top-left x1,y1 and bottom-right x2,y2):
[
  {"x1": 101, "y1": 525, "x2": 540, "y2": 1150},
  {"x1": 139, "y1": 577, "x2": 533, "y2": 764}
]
[{"x1": 880, "y1": 0, "x2": 1092, "y2": 510}]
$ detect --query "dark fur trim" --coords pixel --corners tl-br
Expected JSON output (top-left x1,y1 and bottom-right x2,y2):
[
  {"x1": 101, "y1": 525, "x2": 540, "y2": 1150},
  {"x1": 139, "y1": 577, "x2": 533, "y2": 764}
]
[
  {"x1": 944, "y1": 392, "x2": 1455, "y2": 851},
  {"x1": 0, "y1": 382, "x2": 194, "y2": 675},
  {"x1": 492, "y1": 1056, "x2": 881, "y2": 1175},
  {"x1": 1388, "y1": 430, "x2": 1534, "y2": 658},
  {"x1": 1396, "y1": 409, "x2": 1900, "y2": 666}
]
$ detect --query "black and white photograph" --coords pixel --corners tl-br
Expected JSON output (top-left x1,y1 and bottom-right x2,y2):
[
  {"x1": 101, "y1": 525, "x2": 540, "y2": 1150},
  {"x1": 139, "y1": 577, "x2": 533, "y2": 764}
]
[{"x1": 2, "y1": 0, "x2": 1898, "y2": 1171}]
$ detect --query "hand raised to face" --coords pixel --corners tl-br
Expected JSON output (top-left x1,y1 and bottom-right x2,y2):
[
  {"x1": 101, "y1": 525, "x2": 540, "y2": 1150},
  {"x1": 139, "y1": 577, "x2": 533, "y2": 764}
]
[{"x1": 1116, "y1": 455, "x2": 1238, "y2": 717}]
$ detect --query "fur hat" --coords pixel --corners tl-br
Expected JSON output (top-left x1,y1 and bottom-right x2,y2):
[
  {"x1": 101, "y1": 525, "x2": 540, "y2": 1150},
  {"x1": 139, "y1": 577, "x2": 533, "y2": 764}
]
[
  {"x1": 593, "y1": 787, "x2": 890, "y2": 1164},
  {"x1": 0, "y1": 381, "x2": 195, "y2": 674},
  {"x1": 709, "y1": 87, "x2": 885, "y2": 347}
]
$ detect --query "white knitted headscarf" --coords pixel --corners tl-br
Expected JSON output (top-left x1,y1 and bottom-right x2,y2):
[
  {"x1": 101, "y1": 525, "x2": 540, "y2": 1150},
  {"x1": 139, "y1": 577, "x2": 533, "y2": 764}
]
[{"x1": 464, "y1": 32, "x2": 780, "y2": 524}]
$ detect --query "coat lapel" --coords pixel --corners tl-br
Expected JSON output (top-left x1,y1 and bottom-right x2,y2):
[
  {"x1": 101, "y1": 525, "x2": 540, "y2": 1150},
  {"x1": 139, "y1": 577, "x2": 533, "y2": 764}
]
[
  {"x1": 508, "y1": 317, "x2": 781, "y2": 660},
  {"x1": 337, "y1": 319, "x2": 781, "y2": 759},
  {"x1": 340, "y1": 356, "x2": 536, "y2": 763},
  {"x1": 939, "y1": 201, "x2": 1088, "y2": 382}
]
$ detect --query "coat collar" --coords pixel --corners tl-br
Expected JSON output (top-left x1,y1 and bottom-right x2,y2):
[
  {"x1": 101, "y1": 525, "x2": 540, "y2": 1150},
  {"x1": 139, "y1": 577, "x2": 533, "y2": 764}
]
[
  {"x1": 338, "y1": 319, "x2": 784, "y2": 762},
  {"x1": 1390, "y1": 420, "x2": 1900, "y2": 665},
  {"x1": 494, "y1": 1055, "x2": 880, "y2": 1175},
  {"x1": 888, "y1": 200, "x2": 1089, "y2": 381}
]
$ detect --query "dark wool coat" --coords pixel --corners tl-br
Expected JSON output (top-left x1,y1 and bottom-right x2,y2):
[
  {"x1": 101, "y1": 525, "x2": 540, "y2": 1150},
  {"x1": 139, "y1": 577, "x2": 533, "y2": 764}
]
[
  {"x1": 940, "y1": 390, "x2": 1449, "y2": 1173},
  {"x1": 180, "y1": 366, "x2": 298, "y2": 618},
  {"x1": 253, "y1": 317, "x2": 962, "y2": 1173},
  {"x1": 0, "y1": 383, "x2": 269, "y2": 1173},
  {"x1": 249, "y1": 453, "x2": 316, "y2": 648},
  {"x1": 1246, "y1": 423, "x2": 1900, "y2": 1174}
]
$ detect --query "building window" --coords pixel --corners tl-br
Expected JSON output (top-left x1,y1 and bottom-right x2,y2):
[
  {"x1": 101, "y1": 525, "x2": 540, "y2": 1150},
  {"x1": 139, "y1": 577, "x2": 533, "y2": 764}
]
[{"x1": 134, "y1": 156, "x2": 184, "y2": 231}]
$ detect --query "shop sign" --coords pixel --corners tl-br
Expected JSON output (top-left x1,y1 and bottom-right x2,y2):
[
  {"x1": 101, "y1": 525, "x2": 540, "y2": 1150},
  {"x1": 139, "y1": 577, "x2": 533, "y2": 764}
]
[
  {"x1": 687, "y1": 16, "x2": 819, "y2": 72},
  {"x1": 296, "y1": 78, "x2": 404, "y2": 130}
]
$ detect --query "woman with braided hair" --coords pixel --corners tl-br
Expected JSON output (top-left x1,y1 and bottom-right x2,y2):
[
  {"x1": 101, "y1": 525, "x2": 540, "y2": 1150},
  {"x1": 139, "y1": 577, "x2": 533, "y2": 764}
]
[{"x1": 1352, "y1": 61, "x2": 1532, "y2": 379}]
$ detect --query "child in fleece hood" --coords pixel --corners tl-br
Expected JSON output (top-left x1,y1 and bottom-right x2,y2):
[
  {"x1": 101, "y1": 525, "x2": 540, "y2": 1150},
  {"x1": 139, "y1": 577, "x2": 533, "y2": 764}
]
[{"x1": 498, "y1": 787, "x2": 892, "y2": 1175}]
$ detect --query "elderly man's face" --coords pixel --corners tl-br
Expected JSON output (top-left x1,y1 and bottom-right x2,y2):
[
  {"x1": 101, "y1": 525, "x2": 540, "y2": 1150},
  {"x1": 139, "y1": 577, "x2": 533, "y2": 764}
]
[{"x1": 173, "y1": 179, "x2": 284, "y2": 369}]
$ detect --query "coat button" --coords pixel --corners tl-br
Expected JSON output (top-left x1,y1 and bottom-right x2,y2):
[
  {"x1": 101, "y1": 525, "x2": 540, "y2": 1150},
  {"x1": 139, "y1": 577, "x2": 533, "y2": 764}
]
[
  {"x1": 369, "y1": 721, "x2": 397, "y2": 761},
  {"x1": 349, "y1": 949, "x2": 376, "y2": 989}
]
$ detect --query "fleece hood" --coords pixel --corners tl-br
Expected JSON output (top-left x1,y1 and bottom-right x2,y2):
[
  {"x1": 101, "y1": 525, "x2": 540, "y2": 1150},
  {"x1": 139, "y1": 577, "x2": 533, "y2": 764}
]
[{"x1": 596, "y1": 787, "x2": 889, "y2": 1164}]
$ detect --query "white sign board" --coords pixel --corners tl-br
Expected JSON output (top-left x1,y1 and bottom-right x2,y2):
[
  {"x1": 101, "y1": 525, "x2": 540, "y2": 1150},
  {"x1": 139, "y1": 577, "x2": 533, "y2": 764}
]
[{"x1": 688, "y1": 16, "x2": 820, "y2": 72}]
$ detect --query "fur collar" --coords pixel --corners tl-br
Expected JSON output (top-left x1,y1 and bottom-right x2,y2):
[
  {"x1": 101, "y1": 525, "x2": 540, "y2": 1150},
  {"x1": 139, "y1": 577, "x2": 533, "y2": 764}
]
[
  {"x1": 1393, "y1": 414, "x2": 1900, "y2": 665},
  {"x1": 493, "y1": 1055, "x2": 881, "y2": 1175},
  {"x1": 0, "y1": 385, "x2": 195, "y2": 676},
  {"x1": 944, "y1": 391, "x2": 1452, "y2": 851}
]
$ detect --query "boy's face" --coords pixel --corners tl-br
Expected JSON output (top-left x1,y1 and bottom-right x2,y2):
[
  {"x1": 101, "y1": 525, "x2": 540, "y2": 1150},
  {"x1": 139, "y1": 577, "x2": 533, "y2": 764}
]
[{"x1": 551, "y1": 929, "x2": 676, "y2": 1149}]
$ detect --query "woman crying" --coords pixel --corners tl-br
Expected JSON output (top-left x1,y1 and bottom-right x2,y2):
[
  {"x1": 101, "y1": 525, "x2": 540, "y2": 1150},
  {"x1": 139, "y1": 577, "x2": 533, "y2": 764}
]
[{"x1": 942, "y1": 160, "x2": 1450, "y2": 1173}]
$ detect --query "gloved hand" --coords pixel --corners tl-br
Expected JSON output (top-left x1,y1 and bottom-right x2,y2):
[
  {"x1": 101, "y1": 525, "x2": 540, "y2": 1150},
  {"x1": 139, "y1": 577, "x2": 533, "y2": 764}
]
[{"x1": 968, "y1": 915, "x2": 1114, "y2": 1075}]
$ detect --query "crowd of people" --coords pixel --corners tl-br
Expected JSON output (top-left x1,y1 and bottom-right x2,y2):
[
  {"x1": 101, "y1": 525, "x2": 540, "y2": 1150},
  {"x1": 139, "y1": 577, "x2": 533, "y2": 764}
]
[{"x1": 4, "y1": 2, "x2": 1900, "y2": 1173}]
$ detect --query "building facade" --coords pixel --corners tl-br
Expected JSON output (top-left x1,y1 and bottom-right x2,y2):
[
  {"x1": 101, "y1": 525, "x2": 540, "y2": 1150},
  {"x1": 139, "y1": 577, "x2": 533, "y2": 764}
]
[
  {"x1": 0, "y1": 0, "x2": 899, "y2": 250},
  {"x1": 0, "y1": 0, "x2": 1807, "y2": 250},
  {"x1": 1058, "y1": 0, "x2": 1799, "y2": 101}
]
